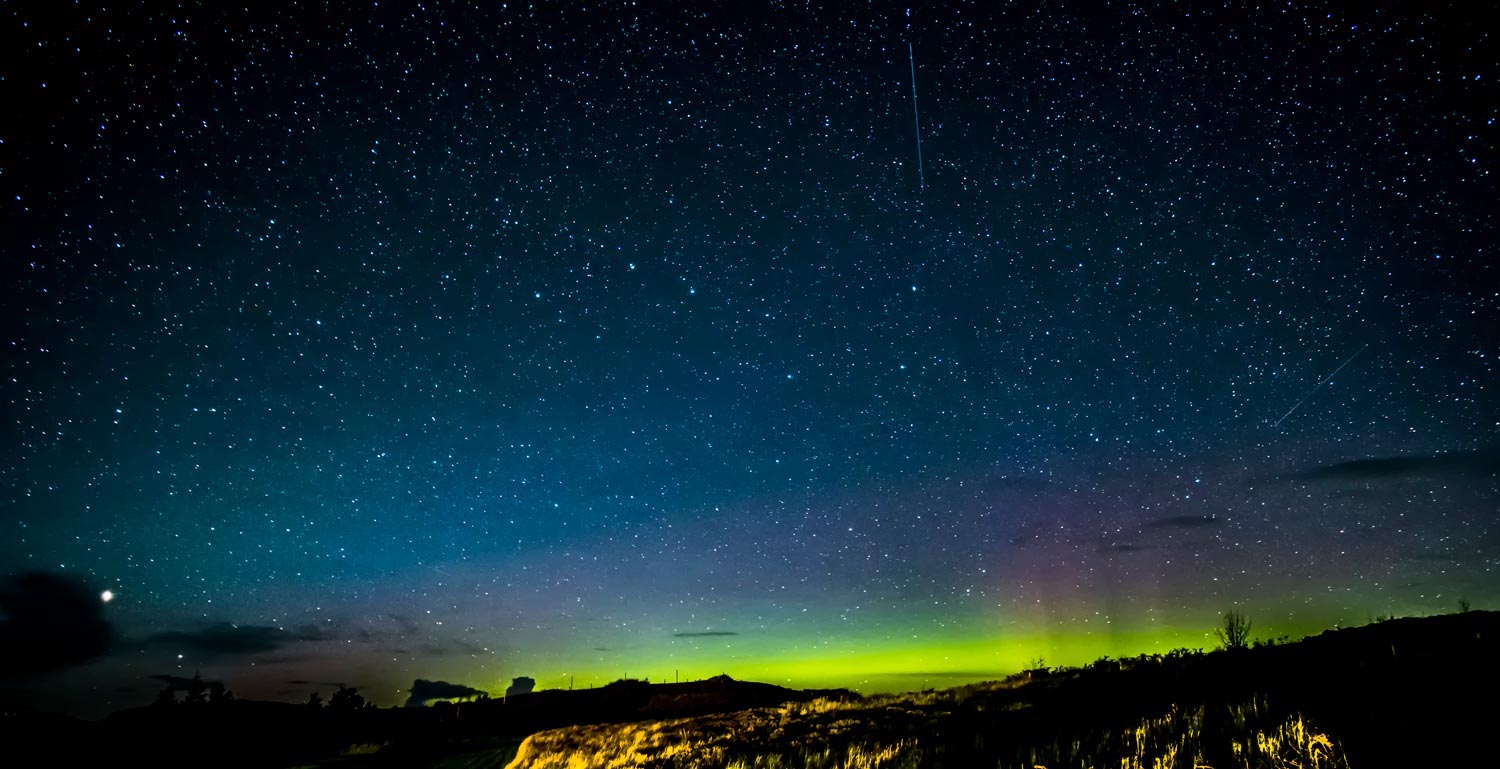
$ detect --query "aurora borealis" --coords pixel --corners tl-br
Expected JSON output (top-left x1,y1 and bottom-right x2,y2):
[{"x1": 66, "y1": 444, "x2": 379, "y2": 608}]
[{"x1": 2, "y1": 3, "x2": 1495, "y2": 717}]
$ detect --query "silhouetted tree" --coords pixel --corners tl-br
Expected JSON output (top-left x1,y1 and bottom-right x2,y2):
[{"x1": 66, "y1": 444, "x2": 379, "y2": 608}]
[
  {"x1": 1215, "y1": 610, "x2": 1252, "y2": 651},
  {"x1": 152, "y1": 684, "x2": 177, "y2": 707},
  {"x1": 306, "y1": 691, "x2": 323, "y2": 709},
  {"x1": 184, "y1": 673, "x2": 208, "y2": 705},
  {"x1": 330, "y1": 685, "x2": 366, "y2": 711},
  {"x1": 506, "y1": 676, "x2": 536, "y2": 697},
  {"x1": 1459, "y1": 597, "x2": 1472, "y2": 613},
  {"x1": 209, "y1": 680, "x2": 235, "y2": 705}
]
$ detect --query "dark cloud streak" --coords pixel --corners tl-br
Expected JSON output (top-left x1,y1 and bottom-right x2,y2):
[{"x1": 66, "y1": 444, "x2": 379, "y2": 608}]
[
  {"x1": 1294, "y1": 449, "x2": 1500, "y2": 482},
  {"x1": 405, "y1": 678, "x2": 487, "y2": 707},
  {"x1": 385, "y1": 613, "x2": 421, "y2": 635},
  {"x1": 147, "y1": 622, "x2": 332, "y2": 656},
  {"x1": 149, "y1": 673, "x2": 221, "y2": 690}
]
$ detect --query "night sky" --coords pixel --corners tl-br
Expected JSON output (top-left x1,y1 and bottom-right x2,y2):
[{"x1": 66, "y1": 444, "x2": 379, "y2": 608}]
[{"x1": 2, "y1": 3, "x2": 1496, "y2": 717}]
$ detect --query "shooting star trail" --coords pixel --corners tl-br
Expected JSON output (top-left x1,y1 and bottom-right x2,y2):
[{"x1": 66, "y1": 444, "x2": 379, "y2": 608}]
[
  {"x1": 1272, "y1": 343, "x2": 1369, "y2": 428},
  {"x1": 908, "y1": 42, "x2": 925, "y2": 191}
]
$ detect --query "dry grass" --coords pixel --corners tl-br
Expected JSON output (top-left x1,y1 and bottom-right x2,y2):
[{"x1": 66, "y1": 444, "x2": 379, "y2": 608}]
[
  {"x1": 504, "y1": 702, "x2": 929, "y2": 769},
  {"x1": 503, "y1": 692, "x2": 1347, "y2": 769}
]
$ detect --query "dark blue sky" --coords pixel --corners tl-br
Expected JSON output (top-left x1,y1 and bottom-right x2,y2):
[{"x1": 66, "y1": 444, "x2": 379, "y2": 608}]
[{"x1": 2, "y1": 2, "x2": 1495, "y2": 716}]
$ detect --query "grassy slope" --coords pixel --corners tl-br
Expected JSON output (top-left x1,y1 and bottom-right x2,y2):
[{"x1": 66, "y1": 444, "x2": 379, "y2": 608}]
[{"x1": 502, "y1": 611, "x2": 1500, "y2": 768}]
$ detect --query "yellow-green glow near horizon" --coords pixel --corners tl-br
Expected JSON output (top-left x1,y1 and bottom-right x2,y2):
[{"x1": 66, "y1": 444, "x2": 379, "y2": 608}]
[{"x1": 482, "y1": 615, "x2": 1351, "y2": 698}]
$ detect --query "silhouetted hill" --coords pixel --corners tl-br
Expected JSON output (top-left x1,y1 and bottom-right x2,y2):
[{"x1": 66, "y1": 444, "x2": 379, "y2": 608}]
[
  {"x1": 2, "y1": 673, "x2": 848, "y2": 767},
  {"x1": 449, "y1": 673, "x2": 856, "y2": 737},
  {"x1": 509, "y1": 611, "x2": 1500, "y2": 768},
  {"x1": 3, "y1": 612, "x2": 1497, "y2": 767}
]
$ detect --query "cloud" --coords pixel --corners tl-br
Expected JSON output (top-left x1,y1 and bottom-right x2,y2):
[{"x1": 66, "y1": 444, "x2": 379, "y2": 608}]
[
  {"x1": 149, "y1": 673, "x2": 221, "y2": 691},
  {"x1": 0, "y1": 571, "x2": 113, "y2": 680},
  {"x1": 451, "y1": 638, "x2": 488, "y2": 654},
  {"x1": 147, "y1": 622, "x2": 331, "y2": 656},
  {"x1": 252, "y1": 654, "x2": 313, "y2": 666},
  {"x1": 1294, "y1": 449, "x2": 1500, "y2": 482},
  {"x1": 1406, "y1": 551, "x2": 1465, "y2": 563},
  {"x1": 416, "y1": 637, "x2": 491, "y2": 657},
  {"x1": 1007, "y1": 522, "x2": 1043, "y2": 548},
  {"x1": 672, "y1": 631, "x2": 738, "y2": 638},
  {"x1": 1142, "y1": 515, "x2": 1223, "y2": 530},
  {"x1": 385, "y1": 613, "x2": 421, "y2": 635},
  {"x1": 405, "y1": 678, "x2": 487, "y2": 707}
]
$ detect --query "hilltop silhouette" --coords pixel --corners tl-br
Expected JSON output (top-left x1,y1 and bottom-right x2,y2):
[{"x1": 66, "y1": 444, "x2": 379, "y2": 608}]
[{"x1": 1, "y1": 611, "x2": 1496, "y2": 767}]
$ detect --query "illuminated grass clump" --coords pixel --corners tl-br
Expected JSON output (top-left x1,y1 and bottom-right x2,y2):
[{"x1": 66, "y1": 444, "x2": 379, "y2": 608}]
[{"x1": 504, "y1": 692, "x2": 1346, "y2": 769}]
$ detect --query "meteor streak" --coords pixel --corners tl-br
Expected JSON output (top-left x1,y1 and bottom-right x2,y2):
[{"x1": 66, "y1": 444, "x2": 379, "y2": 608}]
[{"x1": 1272, "y1": 343, "x2": 1369, "y2": 428}]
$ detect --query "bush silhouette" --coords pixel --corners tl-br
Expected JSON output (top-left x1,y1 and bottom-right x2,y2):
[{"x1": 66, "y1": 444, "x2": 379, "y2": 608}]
[
  {"x1": 330, "y1": 685, "x2": 366, "y2": 711},
  {"x1": 184, "y1": 673, "x2": 208, "y2": 705},
  {"x1": 209, "y1": 680, "x2": 234, "y2": 705}
]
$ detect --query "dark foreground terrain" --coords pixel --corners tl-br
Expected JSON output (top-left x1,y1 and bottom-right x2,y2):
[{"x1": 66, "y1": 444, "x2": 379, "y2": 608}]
[{"x1": 4, "y1": 611, "x2": 1498, "y2": 767}]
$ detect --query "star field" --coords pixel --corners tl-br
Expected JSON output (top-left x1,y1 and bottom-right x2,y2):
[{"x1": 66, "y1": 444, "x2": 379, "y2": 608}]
[{"x1": 1, "y1": 2, "x2": 1495, "y2": 715}]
